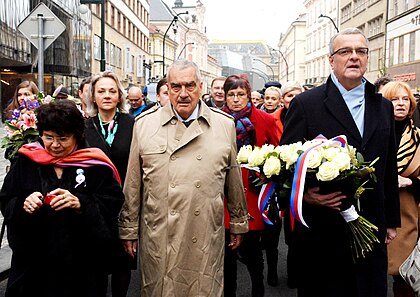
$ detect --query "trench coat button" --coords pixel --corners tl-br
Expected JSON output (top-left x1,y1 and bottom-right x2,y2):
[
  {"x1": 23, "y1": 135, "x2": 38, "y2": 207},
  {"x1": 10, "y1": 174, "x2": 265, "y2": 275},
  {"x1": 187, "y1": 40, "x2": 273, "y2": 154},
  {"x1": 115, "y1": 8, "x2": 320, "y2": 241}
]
[
  {"x1": 170, "y1": 119, "x2": 176, "y2": 125},
  {"x1": 170, "y1": 155, "x2": 177, "y2": 161},
  {"x1": 192, "y1": 237, "x2": 197, "y2": 243},
  {"x1": 170, "y1": 210, "x2": 176, "y2": 215},
  {"x1": 194, "y1": 210, "x2": 200, "y2": 216},
  {"x1": 195, "y1": 182, "x2": 201, "y2": 188},
  {"x1": 160, "y1": 145, "x2": 165, "y2": 152},
  {"x1": 170, "y1": 183, "x2": 176, "y2": 188},
  {"x1": 196, "y1": 154, "x2": 202, "y2": 160}
]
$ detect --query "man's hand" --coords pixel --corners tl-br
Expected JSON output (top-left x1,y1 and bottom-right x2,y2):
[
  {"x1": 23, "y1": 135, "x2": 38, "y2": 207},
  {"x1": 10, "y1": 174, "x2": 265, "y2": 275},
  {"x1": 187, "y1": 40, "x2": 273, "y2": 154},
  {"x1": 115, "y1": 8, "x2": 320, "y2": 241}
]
[
  {"x1": 228, "y1": 233, "x2": 244, "y2": 250},
  {"x1": 385, "y1": 228, "x2": 397, "y2": 245},
  {"x1": 122, "y1": 239, "x2": 138, "y2": 258},
  {"x1": 398, "y1": 175, "x2": 412, "y2": 188},
  {"x1": 304, "y1": 187, "x2": 346, "y2": 211}
]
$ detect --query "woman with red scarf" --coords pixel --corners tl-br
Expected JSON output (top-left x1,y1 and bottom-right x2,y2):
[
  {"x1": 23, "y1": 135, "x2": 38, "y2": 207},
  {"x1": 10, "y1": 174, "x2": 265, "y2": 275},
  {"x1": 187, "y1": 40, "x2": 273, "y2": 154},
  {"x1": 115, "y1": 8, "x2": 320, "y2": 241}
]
[
  {"x1": 0, "y1": 100, "x2": 124, "y2": 297},
  {"x1": 222, "y1": 74, "x2": 279, "y2": 297}
]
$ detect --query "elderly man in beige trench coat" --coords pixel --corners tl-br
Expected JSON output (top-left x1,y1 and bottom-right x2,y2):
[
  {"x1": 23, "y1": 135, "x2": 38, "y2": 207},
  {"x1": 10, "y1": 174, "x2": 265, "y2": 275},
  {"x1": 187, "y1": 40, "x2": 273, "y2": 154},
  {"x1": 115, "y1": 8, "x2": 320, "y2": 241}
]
[{"x1": 118, "y1": 59, "x2": 249, "y2": 297}]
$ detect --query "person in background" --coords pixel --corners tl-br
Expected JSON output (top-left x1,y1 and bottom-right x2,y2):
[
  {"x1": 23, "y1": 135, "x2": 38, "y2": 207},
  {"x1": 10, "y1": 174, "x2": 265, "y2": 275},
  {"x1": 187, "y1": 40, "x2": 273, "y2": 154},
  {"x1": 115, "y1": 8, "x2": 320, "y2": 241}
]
[
  {"x1": 0, "y1": 99, "x2": 124, "y2": 297},
  {"x1": 413, "y1": 93, "x2": 420, "y2": 127},
  {"x1": 205, "y1": 76, "x2": 226, "y2": 109},
  {"x1": 222, "y1": 74, "x2": 279, "y2": 297},
  {"x1": 78, "y1": 76, "x2": 92, "y2": 114},
  {"x1": 280, "y1": 27, "x2": 400, "y2": 297},
  {"x1": 127, "y1": 86, "x2": 151, "y2": 117},
  {"x1": 262, "y1": 80, "x2": 303, "y2": 288},
  {"x1": 85, "y1": 71, "x2": 135, "y2": 297},
  {"x1": 118, "y1": 60, "x2": 248, "y2": 297},
  {"x1": 261, "y1": 86, "x2": 282, "y2": 114},
  {"x1": 381, "y1": 81, "x2": 420, "y2": 297},
  {"x1": 156, "y1": 78, "x2": 170, "y2": 107},
  {"x1": 4, "y1": 81, "x2": 39, "y2": 119},
  {"x1": 251, "y1": 90, "x2": 264, "y2": 109},
  {"x1": 374, "y1": 76, "x2": 392, "y2": 93},
  {"x1": 55, "y1": 87, "x2": 69, "y2": 100},
  {"x1": 201, "y1": 93, "x2": 210, "y2": 102}
]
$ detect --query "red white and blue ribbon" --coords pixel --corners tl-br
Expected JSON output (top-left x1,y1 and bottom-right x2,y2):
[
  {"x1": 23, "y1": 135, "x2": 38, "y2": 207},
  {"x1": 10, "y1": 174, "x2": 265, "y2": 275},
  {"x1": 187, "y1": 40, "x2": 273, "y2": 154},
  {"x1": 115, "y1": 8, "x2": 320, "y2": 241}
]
[
  {"x1": 289, "y1": 135, "x2": 348, "y2": 227},
  {"x1": 258, "y1": 181, "x2": 277, "y2": 225}
]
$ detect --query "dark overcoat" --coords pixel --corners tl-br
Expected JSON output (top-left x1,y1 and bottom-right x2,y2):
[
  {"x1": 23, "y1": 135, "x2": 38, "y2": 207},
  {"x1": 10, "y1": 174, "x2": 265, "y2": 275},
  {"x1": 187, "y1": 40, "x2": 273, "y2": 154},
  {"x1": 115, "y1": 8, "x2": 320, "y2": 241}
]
[
  {"x1": 0, "y1": 154, "x2": 124, "y2": 297},
  {"x1": 85, "y1": 113, "x2": 134, "y2": 184},
  {"x1": 280, "y1": 76, "x2": 400, "y2": 297}
]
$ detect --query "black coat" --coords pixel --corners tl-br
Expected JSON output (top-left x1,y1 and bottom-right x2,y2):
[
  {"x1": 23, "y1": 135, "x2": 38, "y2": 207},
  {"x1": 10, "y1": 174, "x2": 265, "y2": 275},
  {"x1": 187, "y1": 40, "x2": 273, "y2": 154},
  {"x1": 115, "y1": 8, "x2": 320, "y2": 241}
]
[
  {"x1": 280, "y1": 76, "x2": 400, "y2": 297},
  {"x1": 85, "y1": 113, "x2": 134, "y2": 184},
  {"x1": 0, "y1": 154, "x2": 124, "y2": 297}
]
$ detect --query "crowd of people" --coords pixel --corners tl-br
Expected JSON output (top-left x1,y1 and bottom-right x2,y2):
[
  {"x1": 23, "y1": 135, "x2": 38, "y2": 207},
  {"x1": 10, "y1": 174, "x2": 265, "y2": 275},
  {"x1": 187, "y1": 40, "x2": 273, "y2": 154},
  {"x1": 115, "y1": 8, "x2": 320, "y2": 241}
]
[{"x1": 0, "y1": 27, "x2": 419, "y2": 297}]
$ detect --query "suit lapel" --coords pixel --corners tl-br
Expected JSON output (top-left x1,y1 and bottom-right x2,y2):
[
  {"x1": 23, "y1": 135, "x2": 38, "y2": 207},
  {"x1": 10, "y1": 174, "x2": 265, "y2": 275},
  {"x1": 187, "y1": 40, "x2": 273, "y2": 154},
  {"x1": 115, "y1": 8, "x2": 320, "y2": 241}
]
[
  {"x1": 324, "y1": 80, "x2": 362, "y2": 143},
  {"x1": 362, "y1": 84, "x2": 380, "y2": 147}
]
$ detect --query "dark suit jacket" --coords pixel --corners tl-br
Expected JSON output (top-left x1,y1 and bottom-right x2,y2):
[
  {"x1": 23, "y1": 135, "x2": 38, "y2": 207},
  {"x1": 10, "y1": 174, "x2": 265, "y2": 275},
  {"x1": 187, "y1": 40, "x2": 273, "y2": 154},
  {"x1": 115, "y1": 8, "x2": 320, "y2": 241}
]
[
  {"x1": 281, "y1": 76, "x2": 400, "y2": 297},
  {"x1": 85, "y1": 113, "x2": 135, "y2": 185}
]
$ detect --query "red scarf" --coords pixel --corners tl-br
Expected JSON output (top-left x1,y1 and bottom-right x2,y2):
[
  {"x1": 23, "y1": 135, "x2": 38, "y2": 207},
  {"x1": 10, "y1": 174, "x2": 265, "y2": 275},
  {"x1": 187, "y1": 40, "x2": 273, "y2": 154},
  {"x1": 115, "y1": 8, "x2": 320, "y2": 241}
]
[{"x1": 19, "y1": 142, "x2": 121, "y2": 185}]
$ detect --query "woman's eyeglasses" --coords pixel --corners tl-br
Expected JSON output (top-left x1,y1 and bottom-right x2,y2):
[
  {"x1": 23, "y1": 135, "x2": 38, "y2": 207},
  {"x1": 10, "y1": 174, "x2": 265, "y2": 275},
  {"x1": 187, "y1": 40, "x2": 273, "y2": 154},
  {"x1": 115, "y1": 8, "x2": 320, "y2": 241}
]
[{"x1": 227, "y1": 93, "x2": 247, "y2": 99}]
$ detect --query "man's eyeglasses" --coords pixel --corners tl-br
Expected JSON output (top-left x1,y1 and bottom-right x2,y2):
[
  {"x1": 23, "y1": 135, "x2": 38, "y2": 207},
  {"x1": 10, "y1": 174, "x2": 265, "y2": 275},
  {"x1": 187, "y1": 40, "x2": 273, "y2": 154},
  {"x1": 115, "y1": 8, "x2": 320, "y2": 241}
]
[
  {"x1": 331, "y1": 47, "x2": 369, "y2": 57},
  {"x1": 227, "y1": 92, "x2": 247, "y2": 99}
]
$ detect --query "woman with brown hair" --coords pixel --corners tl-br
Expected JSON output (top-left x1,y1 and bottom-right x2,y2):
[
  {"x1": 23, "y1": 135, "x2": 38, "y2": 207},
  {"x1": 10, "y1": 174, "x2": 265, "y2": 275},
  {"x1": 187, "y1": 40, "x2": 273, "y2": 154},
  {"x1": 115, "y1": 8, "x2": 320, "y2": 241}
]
[
  {"x1": 4, "y1": 81, "x2": 39, "y2": 119},
  {"x1": 382, "y1": 81, "x2": 420, "y2": 297}
]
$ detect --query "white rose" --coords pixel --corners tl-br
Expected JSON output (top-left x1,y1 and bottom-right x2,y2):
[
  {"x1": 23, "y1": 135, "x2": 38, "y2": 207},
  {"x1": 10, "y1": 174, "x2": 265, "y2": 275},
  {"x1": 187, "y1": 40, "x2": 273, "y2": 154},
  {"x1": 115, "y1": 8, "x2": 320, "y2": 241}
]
[
  {"x1": 261, "y1": 144, "x2": 275, "y2": 157},
  {"x1": 322, "y1": 147, "x2": 341, "y2": 161},
  {"x1": 237, "y1": 145, "x2": 253, "y2": 164},
  {"x1": 248, "y1": 147, "x2": 265, "y2": 167},
  {"x1": 263, "y1": 156, "x2": 281, "y2": 178},
  {"x1": 302, "y1": 139, "x2": 321, "y2": 151},
  {"x1": 307, "y1": 149, "x2": 323, "y2": 169},
  {"x1": 279, "y1": 147, "x2": 299, "y2": 170},
  {"x1": 331, "y1": 152, "x2": 351, "y2": 171},
  {"x1": 316, "y1": 161, "x2": 340, "y2": 181}
]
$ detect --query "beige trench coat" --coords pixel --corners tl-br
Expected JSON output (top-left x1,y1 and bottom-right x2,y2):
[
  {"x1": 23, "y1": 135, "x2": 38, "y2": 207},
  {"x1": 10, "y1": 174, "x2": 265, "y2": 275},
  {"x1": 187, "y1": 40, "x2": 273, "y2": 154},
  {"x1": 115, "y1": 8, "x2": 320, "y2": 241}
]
[{"x1": 119, "y1": 103, "x2": 249, "y2": 297}]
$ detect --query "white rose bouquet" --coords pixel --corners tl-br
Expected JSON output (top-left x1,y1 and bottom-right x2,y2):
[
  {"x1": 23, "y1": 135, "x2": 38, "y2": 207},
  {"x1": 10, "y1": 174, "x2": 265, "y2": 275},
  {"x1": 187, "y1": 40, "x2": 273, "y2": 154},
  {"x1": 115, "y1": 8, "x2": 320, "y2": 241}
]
[{"x1": 237, "y1": 135, "x2": 379, "y2": 262}]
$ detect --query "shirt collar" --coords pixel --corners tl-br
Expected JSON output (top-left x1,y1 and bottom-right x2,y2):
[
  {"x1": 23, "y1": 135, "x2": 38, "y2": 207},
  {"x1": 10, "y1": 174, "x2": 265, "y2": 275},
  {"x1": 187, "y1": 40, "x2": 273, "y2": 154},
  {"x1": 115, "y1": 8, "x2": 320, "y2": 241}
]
[{"x1": 331, "y1": 72, "x2": 366, "y2": 96}]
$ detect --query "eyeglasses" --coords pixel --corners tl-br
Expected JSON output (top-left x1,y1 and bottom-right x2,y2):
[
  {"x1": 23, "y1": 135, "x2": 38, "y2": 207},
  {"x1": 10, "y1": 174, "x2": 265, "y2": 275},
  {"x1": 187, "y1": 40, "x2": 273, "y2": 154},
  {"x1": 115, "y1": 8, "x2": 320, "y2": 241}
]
[
  {"x1": 227, "y1": 92, "x2": 247, "y2": 99},
  {"x1": 42, "y1": 134, "x2": 73, "y2": 144},
  {"x1": 331, "y1": 47, "x2": 369, "y2": 57}
]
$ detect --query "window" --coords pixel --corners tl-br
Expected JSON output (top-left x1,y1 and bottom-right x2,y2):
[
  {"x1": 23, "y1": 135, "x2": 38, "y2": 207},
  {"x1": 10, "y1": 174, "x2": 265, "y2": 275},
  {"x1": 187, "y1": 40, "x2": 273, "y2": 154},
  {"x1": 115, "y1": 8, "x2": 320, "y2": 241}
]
[
  {"x1": 367, "y1": 16, "x2": 382, "y2": 37},
  {"x1": 94, "y1": 35, "x2": 101, "y2": 60},
  {"x1": 115, "y1": 46, "x2": 122, "y2": 68},
  {"x1": 398, "y1": 35, "x2": 404, "y2": 64},
  {"x1": 341, "y1": 4, "x2": 351, "y2": 22},
  {"x1": 353, "y1": 0, "x2": 366, "y2": 15},
  {"x1": 368, "y1": 48, "x2": 379, "y2": 71},
  {"x1": 110, "y1": 43, "x2": 115, "y2": 66},
  {"x1": 389, "y1": 38, "x2": 394, "y2": 67},
  {"x1": 105, "y1": 41, "x2": 109, "y2": 63},
  {"x1": 409, "y1": 32, "x2": 415, "y2": 62}
]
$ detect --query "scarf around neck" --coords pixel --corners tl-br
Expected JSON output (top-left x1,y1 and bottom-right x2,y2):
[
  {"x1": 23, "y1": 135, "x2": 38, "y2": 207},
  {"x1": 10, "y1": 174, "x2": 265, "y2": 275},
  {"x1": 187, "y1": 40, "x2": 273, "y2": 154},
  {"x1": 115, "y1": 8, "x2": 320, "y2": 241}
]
[
  {"x1": 222, "y1": 102, "x2": 255, "y2": 149},
  {"x1": 397, "y1": 118, "x2": 420, "y2": 175},
  {"x1": 19, "y1": 142, "x2": 121, "y2": 185}
]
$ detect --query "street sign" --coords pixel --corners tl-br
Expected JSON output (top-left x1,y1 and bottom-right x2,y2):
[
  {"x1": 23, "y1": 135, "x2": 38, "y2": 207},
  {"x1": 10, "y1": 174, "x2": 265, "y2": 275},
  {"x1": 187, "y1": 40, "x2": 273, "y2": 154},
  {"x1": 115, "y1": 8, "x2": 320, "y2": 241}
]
[{"x1": 17, "y1": 2, "x2": 66, "y2": 50}]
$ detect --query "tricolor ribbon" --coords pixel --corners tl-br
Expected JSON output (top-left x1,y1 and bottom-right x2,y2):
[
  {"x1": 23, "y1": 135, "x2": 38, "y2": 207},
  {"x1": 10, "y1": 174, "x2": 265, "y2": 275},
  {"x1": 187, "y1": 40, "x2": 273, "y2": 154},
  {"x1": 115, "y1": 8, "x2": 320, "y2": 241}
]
[
  {"x1": 290, "y1": 135, "x2": 348, "y2": 227},
  {"x1": 257, "y1": 181, "x2": 277, "y2": 225}
]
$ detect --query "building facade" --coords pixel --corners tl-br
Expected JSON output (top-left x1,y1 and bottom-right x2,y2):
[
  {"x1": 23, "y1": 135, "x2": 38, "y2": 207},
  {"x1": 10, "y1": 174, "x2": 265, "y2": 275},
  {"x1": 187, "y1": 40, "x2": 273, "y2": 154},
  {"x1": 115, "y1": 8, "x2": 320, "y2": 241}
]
[{"x1": 386, "y1": 1, "x2": 420, "y2": 91}]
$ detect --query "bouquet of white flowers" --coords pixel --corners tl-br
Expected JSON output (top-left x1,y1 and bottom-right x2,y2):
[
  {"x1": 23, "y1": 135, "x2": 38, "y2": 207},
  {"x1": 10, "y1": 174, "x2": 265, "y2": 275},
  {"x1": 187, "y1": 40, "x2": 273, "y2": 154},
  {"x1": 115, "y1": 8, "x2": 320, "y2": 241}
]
[{"x1": 237, "y1": 135, "x2": 379, "y2": 262}]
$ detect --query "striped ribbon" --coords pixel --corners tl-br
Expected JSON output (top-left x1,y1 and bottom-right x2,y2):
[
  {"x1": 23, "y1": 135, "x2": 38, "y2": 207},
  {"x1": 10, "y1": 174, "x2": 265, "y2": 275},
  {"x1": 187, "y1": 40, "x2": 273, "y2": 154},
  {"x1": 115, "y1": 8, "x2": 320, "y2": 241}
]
[
  {"x1": 258, "y1": 181, "x2": 277, "y2": 225},
  {"x1": 290, "y1": 135, "x2": 348, "y2": 227}
]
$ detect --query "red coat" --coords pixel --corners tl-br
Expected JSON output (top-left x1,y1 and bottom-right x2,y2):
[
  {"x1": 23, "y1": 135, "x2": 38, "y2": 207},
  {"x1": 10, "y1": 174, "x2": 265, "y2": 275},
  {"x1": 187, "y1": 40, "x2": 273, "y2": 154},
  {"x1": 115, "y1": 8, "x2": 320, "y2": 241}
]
[
  {"x1": 271, "y1": 107, "x2": 285, "y2": 140},
  {"x1": 225, "y1": 103, "x2": 279, "y2": 230}
]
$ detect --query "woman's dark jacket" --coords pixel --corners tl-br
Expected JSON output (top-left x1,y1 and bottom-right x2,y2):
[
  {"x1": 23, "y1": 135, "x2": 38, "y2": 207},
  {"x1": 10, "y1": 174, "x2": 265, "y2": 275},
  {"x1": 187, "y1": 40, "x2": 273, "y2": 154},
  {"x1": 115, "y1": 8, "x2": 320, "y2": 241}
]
[
  {"x1": 85, "y1": 113, "x2": 135, "y2": 184},
  {"x1": 0, "y1": 153, "x2": 124, "y2": 297}
]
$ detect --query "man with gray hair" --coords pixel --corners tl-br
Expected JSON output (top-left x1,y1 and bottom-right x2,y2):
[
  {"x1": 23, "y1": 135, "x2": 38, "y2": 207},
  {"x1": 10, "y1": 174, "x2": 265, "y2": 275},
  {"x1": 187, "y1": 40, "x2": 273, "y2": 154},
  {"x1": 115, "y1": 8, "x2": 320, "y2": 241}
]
[
  {"x1": 281, "y1": 28, "x2": 400, "y2": 296},
  {"x1": 119, "y1": 60, "x2": 248, "y2": 297}
]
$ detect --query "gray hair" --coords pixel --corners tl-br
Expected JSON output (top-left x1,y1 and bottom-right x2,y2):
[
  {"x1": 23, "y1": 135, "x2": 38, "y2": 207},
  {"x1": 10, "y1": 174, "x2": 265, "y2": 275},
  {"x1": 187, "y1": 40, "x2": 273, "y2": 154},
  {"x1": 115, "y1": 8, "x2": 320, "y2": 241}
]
[
  {"x1": 281, "y1": 81, "x2": 302, "y2": 96},
  {"x1": 329, "y1": 27, "x2": 369, "y2": 56},
  {"x1": 167, "y1": 59, "x2": 202, "y2": 82},
  {"x1": 86, "y1": 71, "x2": 128, "y2": 117}
]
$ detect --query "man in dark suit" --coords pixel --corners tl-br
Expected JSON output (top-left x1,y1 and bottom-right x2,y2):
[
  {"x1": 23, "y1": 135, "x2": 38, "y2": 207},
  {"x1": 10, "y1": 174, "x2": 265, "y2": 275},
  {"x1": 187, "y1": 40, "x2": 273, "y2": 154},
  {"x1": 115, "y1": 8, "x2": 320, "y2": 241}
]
[{"x1": 281, "y1": 28, "x2": 400, "y2": 297}]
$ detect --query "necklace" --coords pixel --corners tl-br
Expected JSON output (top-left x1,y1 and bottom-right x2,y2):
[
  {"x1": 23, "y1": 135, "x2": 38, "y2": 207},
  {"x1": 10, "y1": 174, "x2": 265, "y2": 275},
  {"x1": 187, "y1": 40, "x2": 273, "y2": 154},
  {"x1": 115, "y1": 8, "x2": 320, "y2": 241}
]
[{"x1": 98, "y1": 111, "x2": 119, "y2": 146}]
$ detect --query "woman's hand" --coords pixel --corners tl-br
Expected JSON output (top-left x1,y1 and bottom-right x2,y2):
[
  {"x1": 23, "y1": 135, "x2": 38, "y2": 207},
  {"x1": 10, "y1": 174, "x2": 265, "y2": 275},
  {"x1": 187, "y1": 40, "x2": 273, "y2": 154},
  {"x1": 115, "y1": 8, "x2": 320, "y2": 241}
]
[
  {"x1": 49, "y1": 188, "x2": 81, "y2": 211},
  {"x1": 24, "y1": 192, "x2": 43, "y2": 214}
]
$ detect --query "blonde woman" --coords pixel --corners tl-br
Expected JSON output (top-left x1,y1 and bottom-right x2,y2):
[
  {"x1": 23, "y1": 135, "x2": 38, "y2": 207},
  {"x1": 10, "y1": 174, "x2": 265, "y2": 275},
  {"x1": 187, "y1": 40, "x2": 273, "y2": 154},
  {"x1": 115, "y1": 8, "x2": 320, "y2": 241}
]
[
  {"x1": 261, "y1": 86, "x2": 281, "y2": 114},
  {"x1": 382, "y1": 81, "x2": 420, "y2": 297}
]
